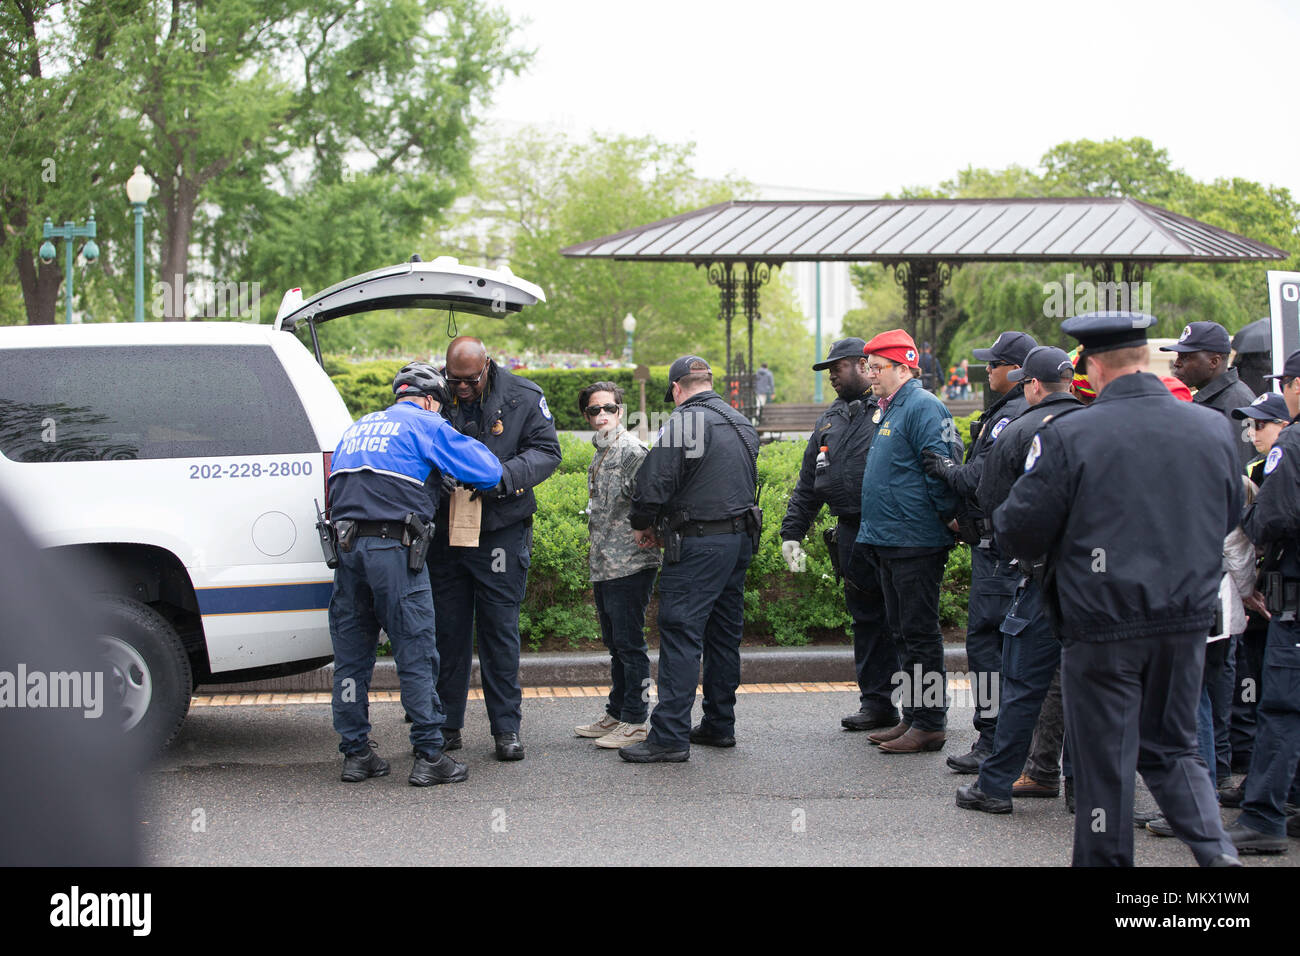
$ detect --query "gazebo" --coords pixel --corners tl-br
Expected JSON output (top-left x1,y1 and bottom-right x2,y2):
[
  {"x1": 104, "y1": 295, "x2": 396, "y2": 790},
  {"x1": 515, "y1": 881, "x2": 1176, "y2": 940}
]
[{"x1": 562, "y1": 197, "x2": 1288, "y2": 416}]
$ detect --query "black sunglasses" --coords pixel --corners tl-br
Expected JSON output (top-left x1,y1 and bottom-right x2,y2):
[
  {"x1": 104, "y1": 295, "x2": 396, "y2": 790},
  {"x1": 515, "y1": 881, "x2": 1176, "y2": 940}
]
[
  {"x1": 584, "y1": 403, "x2": 620, "y2": 417},
  {"x1": 986, "y1": 360, "x2": 1008, "y2": 369},
  {"x1": 446, "y1": 364, "x2": 488, "y2": 387}
]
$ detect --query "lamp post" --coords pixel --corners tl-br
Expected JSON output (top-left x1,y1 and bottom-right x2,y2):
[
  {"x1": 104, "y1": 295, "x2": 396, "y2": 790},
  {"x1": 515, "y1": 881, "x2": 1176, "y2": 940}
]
[
  {"x1": 622, "y1": 312, "x2": 636, "y2": 363},
  {"x1": 126, "y1": 166, "x2": 153, "y2": 322},
  {"x1": 39, "y1": 216, "x2": 99, "y2": 324}
]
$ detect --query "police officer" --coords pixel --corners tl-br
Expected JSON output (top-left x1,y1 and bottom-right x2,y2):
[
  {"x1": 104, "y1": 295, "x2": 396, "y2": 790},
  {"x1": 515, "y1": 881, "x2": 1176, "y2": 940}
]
[
  {"x1": 780, "y1": 337, "x2": 898, "y2": 732},
  {"x1": 923, "y1": 330, "x2": 1036, "y2": 773},
  {"x1": 620, "y1": 356, "x2": 759, "y2": 763},
  {"x1": 1162, "y1": 321, "x2": 1257, "y2": 469},
  {"x1": 954, "y1": 346, "x2": 1080, "y2": 814},
  {"x1": 430, "y1": 337, "x2": 562, "y2": 762},
  {"x1": 1227, "y1": 348, "x2": 1300, "y2": 854},
  {"x1": 328, "y1": 364, "x2": 502, "y2": 786},
  {"x1": 994, "y1": 312, "x2": 1241, "y2": 867}
]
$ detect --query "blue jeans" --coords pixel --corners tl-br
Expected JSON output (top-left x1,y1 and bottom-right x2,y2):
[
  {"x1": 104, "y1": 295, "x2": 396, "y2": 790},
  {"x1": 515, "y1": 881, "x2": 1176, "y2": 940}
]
[
  {"x1": 648, "y1": 532, "x2": 752, "y2": 750},
  {"x1": 1197, "y1": 683, "x2": 1215, "y2": 775},
  {"x1": 330, "y1": 536, "x2": 445, "y2": 757},
  {"x1": 594, "y1": 566, "x2": 657, "y2": 724},
  {"x1": 977, "y1": 580, "x2": 1061, "y2": 800},
  {"x1": 1203, "y1": 636, "x2": 1235, "y2": 784}
]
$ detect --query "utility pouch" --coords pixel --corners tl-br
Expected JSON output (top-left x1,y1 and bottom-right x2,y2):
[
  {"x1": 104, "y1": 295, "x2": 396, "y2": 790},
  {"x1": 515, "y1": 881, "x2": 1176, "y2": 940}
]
[
  {"x1": 405, "y1": 513, "x2": 433, "y2": 574},
  {"x1": 823, "y1": 525, "x2": 841, "y2": 581},
  {"x1": 315, "y1": 498, "x2": 339, "y2": 569},
  {"x1": 336, "y1": 519, "x2": 358, "y2": 554},
  {"x1": 1000, "y1": 583, "x2": 1030, "y2": 636},
  {"x1": 745, "y1": 504, "x2": 763, "y2": 551}
]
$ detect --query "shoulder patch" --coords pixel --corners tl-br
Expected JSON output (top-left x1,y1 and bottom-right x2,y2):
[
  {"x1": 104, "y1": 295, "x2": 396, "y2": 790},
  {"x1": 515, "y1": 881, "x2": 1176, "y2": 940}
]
[
  {"x1": 538, "y1": 395, "x2": 552, "y2": 420},
  {"x1": 1024, "y1": 434, "x2": 1043, "y2": 473},
  {"x1": 1265, "y1": 445, "x2": 1284, "y2": 475},
  {"x1": 989, "y1": 416, "x2": 1012, "y2": 440}
]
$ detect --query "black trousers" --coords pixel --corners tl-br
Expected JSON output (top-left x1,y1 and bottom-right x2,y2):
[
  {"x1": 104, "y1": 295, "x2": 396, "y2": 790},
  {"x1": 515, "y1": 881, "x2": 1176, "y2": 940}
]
[
  {"x1": 838, "y1": 517, "x2": 899, "y2": 717},
  {"x1": 1063, "y1": 632, "x2": 1233, "y2": 867}
]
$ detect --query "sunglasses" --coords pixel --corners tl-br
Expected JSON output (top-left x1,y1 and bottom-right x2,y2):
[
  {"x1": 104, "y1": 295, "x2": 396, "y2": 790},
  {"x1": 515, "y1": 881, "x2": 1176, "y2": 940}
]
[
  {"x1": 584, "y1": 403, "x2": 620, "y2": 417},
  {"x1": 446, "y1": 364, "x2": 488, "y2": 387},
  {"x1": 986, "y1": 360, "x2": 1009, "y2": 369}
]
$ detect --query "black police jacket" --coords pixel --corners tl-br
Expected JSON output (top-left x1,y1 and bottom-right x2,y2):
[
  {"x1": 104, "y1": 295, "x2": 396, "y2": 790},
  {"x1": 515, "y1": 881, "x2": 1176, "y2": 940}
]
[
  {"x1": 437, "y1": 362, "x2": 562, "y2": 533},
  {"x1": 1194, "y1": 368, "x2": 1257, "y2": 470},
  {"x1": 975, "y1": 391, "x2": 1082, "y2": 519},
  {"x1": 944, "y1": 384, "x2": 1029, "y2": 513},
  {"x1": 1243, "y1": 420, "x2": 1300, "y2": 579},
  {"x1": 630, "y1": 390, "x2": 758, "y2": 528},
  {"x1": 780, "y1": 390, "x2": 879, "y2": 540},
  {"x1": 993, "y1": 372, "x2": 1243, "y2": 643}
]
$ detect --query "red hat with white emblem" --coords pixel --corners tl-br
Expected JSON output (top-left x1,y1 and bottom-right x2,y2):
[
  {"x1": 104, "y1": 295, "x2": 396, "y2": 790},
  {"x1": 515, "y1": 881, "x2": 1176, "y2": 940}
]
[{"x1": 862, "y1": 329, "x2": 921, "y2": 369}]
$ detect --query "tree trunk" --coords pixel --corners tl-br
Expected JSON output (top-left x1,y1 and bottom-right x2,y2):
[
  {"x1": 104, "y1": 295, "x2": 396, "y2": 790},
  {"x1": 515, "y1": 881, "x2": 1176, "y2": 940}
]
[
  {"x1": 16, "y1": 249, "x2": 62, "y2": 325},
  {"x1": 158, "y1": 178, "x2": 198, "y2": 320}
]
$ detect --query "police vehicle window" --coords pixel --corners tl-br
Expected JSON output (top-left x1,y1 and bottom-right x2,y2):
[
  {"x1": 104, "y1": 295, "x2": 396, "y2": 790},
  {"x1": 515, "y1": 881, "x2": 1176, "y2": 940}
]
[{"x1": 0, "y1": 346, "x2": 317, "y2": 461}]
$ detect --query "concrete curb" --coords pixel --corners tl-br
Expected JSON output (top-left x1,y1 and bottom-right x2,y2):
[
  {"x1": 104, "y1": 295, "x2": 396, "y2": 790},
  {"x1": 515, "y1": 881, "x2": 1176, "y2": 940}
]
[{"x1": 199, "y1": 645, "x2": 971, "y2": 694}]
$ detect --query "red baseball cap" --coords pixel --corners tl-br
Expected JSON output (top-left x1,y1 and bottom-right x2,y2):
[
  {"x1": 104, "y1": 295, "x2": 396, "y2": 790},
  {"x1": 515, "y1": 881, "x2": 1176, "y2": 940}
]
[{"x1": 862, "y1": 329, "x2": 921, "y2": 369}]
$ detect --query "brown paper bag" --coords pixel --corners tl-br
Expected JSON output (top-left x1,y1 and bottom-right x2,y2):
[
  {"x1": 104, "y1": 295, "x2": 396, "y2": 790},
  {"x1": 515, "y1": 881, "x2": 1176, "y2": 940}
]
[{"x1": 447, "y1": 487, "x2": 482, "y2": 548}]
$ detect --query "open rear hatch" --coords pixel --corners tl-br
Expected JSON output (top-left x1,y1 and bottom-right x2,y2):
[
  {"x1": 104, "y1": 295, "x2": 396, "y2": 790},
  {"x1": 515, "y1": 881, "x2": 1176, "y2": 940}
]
[{"x1": 274, "y1": 256, "x2": 545, "y2": 364}]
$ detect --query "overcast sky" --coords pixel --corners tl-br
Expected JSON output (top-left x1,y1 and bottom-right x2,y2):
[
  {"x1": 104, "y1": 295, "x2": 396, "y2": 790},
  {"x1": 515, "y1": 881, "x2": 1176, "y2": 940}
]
[{"x1": 485, "y1": 0, "x2": 1300, "y2": 200}]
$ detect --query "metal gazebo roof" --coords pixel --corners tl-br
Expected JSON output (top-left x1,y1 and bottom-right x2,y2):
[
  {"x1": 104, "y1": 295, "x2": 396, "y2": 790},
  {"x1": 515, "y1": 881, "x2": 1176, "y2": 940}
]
[
  {"x1": 561, "y1": 197, "x2": 1289, "y2": 419},
  {"x1": 560, "y1": 197, "x2": 1288, "y2": 264}
]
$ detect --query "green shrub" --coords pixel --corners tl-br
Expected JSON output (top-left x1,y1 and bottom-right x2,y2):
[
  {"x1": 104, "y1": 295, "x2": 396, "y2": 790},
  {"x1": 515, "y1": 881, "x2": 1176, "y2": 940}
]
[{"x1": 512, "y1": 367, "x2": 673, "y2": 430}]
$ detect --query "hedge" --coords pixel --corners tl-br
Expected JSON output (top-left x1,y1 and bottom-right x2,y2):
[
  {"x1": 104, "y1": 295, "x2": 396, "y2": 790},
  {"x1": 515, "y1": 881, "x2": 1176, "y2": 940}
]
[
  {"x1": 523, "y1": 415, "x2": 980, "y2": 650},
  {"x1": 325, "y1": 354, "x2": 675, "y2": 429}
]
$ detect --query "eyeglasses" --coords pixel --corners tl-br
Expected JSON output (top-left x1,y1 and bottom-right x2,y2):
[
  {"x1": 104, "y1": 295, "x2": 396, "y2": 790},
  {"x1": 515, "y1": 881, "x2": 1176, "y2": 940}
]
[
  {"x1": 986, "y1": 360, "x2": 1008, "y2": 369},
  {"x1": 445, "y1": 364, "x2": 488, "y2": 387},
  {"x1": 866, "y1": 363, "x2": 894, "y2": 375},
  {"x1": 584, "y1": 403, "x2": 620, "y2": 418}
]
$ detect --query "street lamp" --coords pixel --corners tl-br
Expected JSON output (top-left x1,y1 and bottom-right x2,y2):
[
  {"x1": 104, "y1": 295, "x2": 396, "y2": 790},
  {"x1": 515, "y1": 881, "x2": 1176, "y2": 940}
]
[
  {"x1": 622, "y1": 312, "x2": 636, "y2": 363},
  {"x1": 126, "y1": 166, "x2": 153, "y2": 322},
  {"x1": 39, "y1": 216, "x2": 99, "y2": 324}
]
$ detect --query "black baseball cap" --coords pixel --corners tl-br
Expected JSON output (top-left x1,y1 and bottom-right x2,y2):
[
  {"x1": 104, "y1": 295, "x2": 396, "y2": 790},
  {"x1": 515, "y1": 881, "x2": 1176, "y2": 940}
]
[
  {"x1": 812, "y1": 337, "x2": 868, "y2": 371},
  {"x1": 1231, "y1": 392, "x2": 1291, "y2": 422},
  {"x1": 1264, "y1": 348, "x2": 1300, "y2": 382},
  {"x1": 1008, "y1": 346, "x2": 1074, "y2": 384},
  {"x1": 972, "y1": 330, "x2": 1037, "y2": 366},
  {"x1": 665, "y1": 355, "x2": 712, "y2": 401},
  {"x1": 1159, "y1": 321, "x2": 1231, "y2": 354}
]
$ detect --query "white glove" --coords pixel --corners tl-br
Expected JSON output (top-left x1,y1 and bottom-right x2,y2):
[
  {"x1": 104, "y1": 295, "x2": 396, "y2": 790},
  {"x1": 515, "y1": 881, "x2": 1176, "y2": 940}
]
[{"x1": 781, "y1": 540, "x2": 806, "y2": 573}]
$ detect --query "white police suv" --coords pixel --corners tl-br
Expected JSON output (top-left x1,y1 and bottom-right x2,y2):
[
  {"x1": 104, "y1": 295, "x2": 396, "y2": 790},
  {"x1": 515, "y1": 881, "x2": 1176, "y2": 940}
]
[{"x1": 0, "y1": 257, "x2": 544, "y2": 748}]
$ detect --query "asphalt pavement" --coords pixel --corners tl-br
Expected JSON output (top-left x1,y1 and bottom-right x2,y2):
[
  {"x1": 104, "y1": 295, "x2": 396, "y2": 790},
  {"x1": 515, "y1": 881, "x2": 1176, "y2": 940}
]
[{"x1": 140, "y1": 691, "x2": 1298, "y2": 867}]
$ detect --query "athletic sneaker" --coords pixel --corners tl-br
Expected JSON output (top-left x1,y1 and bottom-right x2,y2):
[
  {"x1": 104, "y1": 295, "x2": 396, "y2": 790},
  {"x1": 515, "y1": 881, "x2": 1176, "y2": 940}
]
[
  {"x1": 594, "y1": 722, "x2": 649, "y2": 749},
  {"x1": 575, "y1": 713, "x2": 621, "y2": 738}
]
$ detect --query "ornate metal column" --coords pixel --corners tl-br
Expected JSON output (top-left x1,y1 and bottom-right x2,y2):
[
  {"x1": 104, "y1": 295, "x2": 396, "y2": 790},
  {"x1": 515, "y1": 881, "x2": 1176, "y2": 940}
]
[
  {"x1": 892, "y1": 260, "x2": 954, "y2": 348},
  {"x1": 739, "y1": 261, "x2": 772, "y2": 417}
]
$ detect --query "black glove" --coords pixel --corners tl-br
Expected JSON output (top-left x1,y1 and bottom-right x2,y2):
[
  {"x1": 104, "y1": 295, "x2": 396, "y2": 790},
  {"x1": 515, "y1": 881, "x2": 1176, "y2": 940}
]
[
  {"x1": 470, "y1": 479, "x2": 506, "y2": 502},
  {"x1": 922, "y1": 449, "x2": 959, "y2": 483},
  {"x1": 439, "y1": 473, "x2": 458, "y2": 498}
]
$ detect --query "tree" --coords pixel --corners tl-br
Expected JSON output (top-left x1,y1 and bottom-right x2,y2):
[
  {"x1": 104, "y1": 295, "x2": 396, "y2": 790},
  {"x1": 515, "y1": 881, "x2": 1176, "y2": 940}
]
[
  {"x1": 424, "y1": 128, "x2": 751, "y2": 364},
  {"x1": 1, "y1": 0, "x2": 528, "y2": 323}
]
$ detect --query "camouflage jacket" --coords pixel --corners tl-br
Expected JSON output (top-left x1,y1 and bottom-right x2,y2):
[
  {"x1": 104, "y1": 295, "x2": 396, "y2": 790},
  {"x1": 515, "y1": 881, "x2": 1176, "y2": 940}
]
[{"x1": 588, "y1": 427, "x2": 661, "y2": 582}]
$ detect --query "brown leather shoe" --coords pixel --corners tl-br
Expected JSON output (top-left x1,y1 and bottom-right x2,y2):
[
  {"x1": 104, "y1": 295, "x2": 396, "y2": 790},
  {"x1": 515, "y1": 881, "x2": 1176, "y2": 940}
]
[
  {"x1": 878, "y1": 727, "x2": 946, "y2": 753},
  {"x1": 867, "y1": 721, "x2": 911, "y2": 745},
  {"x1": 1011, "y1": 772, "x2": 1060, "y2": 798}
]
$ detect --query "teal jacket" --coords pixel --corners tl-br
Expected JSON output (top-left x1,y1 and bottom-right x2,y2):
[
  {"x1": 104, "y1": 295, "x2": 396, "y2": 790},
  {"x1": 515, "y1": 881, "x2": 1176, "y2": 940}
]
[{"x1": 855, "y1": 377, "x2": 962, "y2": 548}]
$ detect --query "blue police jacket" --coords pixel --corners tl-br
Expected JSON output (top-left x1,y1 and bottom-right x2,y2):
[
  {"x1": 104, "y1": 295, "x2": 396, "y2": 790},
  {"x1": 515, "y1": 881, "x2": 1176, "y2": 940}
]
[
  {"x1": 855, "y1": 377, "x2": 962, "y2": 550},
  {"x1": 437, "y1": 362, "x2": 562, "y2": 533},
  {"x1": 994, "y1": 372, "x2": 1243, "y2": 643},
  {"x1": 328, "y1": 399, "x2": 502, "y2": 523}
]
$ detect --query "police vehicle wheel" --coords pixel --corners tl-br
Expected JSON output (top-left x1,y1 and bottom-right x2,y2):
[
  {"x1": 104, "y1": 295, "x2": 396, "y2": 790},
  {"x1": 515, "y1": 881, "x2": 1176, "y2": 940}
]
[{"x1": 95, "y1": 595, "x2": 192, "y2": 751}]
